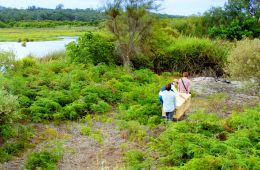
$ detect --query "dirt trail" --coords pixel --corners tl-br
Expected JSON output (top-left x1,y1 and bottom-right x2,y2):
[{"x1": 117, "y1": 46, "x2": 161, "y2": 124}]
[
  {"x1": 58, "y1": 121, "x2": 126, "y2": 170},
  {"x1": 189, "y1": 77, "x2": 259, "y2": 114},
  {"x1": 0, "y1": 121, "x2": 127, "y2": 170}
]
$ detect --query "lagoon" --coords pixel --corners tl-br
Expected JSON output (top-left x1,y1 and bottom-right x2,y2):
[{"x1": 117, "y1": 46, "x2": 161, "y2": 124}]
[{"x1": 0, "y1": 36, "x2": 77, "y2": 59}]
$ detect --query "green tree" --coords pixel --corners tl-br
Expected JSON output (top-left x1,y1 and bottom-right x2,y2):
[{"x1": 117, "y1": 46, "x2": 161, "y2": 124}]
[
  {"x1": 204, "y1": 0, "x2": 259, "y2": 40},
  {"x1": 105, "y1": 0, "x2": 159, "y2": 68}
]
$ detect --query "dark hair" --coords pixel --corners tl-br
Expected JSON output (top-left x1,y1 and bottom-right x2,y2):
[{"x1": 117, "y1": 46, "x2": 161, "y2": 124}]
[
  {"x1": 183, "y1": 72, "x2": 189, "y2": 77},
  {"x1": 166, "y1": 83, "x2": 171, "y2": 91}
]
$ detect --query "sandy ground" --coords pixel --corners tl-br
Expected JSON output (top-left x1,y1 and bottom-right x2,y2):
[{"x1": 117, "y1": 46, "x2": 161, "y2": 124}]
[{"x1": 0, "y1": 121, "x2": 129, "y2": 170}]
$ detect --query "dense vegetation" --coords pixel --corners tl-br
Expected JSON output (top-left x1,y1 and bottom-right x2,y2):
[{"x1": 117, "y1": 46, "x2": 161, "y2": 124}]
[
  {"x1": 0, "y1": 6, "x2": 178, "y2": 28},
  {"x1": 125, "y1": 107, "x2": 260, "y2": 169},
  {"x1": 0, "y1": 6, "x2": 104, "y2": 23},
  {"x1": 0, "y1": 52, "x2": 259, "y2": 169}
]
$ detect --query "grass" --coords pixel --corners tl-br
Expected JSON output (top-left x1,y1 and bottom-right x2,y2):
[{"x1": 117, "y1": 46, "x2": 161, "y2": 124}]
[{"x1": 0, "y1": 26, "x2": 97, "y2": 42}]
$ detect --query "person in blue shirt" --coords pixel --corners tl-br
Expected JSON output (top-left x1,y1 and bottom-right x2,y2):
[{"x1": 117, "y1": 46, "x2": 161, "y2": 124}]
[{"x1": 160, "y1": 83, "x2": 177, "y2": 121}]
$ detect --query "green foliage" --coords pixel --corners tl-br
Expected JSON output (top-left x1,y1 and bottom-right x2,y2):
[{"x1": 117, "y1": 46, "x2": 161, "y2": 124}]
[
  {"x1": 21, "y1": 57, "x2": 37, "y2": 68},
  {"x1": 167, "y1": 37, "x2": 229, "y2": 74},
  {"x1": 0, "y1": 21, "x2": 9, "y2": 28},
  {"x1": 141, "y1": 107, "x2": 260, "y2": 169},
  {"x1": 0, "y1": 51, "x2": 16, "y2": 72},
  {"x1": 80, "y1": 126, "x2": 92, "y2": 136},
  {"x1": 0, "y1": 90, "x2": 19, "y2": 126},
  {"x1": 204, "y1": 0, "x2": 259, "y2": 40},
  {"x1": 13, "y1": 20, "x2": 92, "y2": 28},
  {"x1": 227, "y1": 39, "x2": 260, "y2": 83},
  {"x1": 124, "y1": 149, "x2": 147, "y2": 170},
  {"x1": 0, "y1": 7, "x2": 105, "y2": 23},
  {"x1": 25, "y1": 151, "x2": 60, "y2": 170},
  {"x1": 0, "y1": 139, "x2": 30, "y2": 163},
  {"x1": 169, "y1": 16, "x2": 208, "y2": 37},
  {"x1": 209, "y1": 18, "x2": 258, "y2": 40},
  {"x1": 1, "y1": 56, "x2": 167, "y2": 125},
  {"x1": 117, "y1": 120, "x2": 148, "y2": 143},
  {"x1": 79, "y1": 125, "x2": 104, "y2": 144},
  {"x1": 67, "y1": 32, "x2": 118, "y2": 65}
]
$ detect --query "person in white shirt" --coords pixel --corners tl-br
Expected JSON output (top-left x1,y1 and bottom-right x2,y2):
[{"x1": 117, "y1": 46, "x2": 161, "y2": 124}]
[{"x1": 161, "y1": 83, "x2": 177, "y2": 121}]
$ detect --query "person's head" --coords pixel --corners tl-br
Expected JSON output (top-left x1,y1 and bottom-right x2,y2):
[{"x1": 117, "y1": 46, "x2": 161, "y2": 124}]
[
  {"x1": 166, "y1": 83, "x2": 171, "y2": 91},
  {"x1": 173, "y1": 79, "x2": 178, "y2": 84},
  {"x1": 183, "y1": 72, "x2": 189, "y2": 77}
]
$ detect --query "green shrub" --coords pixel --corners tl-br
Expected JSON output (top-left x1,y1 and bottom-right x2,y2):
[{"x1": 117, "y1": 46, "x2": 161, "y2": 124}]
[
  {"x1": 25, "y1": 151, "x2": 60, "y2": 170},
  {"x1": 90, "y1": 101, "x2": 111, "y2": 114},
  {"x1": 61, "y1": 99, "x2": 86, "y2": 120},
  {"x1": 0, "y1": 21, "x2": 9, "y2": 28},
  {"x1": 67, "y1": 32, "x2": 118, "y2": 65},
  {"x1": 0, "y1": 90, "x2": 19, "y2": 123},
  {"x1": 169, "y1": 16, "x2": 207, "y2": 37},
  {"x1": 209, "y1": 18, "x2": 258, "y2": 40},
  {"x1": 80, "y1": 125, "x2": 92, "y2": 136},
  {"x1": 0, "y1": 149, "x2": 12, "y2": 163},
  {"x1": 0, "y1": 125, "x2": 16, "y2": 140},
  {"x1": 124, "y1": 149, "x2": 146, "y2": 169},
  {"x1": 29, "y1": 98, "x2": 62, "y2": 122},
  {"x1": 227, "y1": 39, "x2": 260, "y2": 83},
  {"x1": 143, "y1": 107, "x2": 260, "y2": 169},
  {"x1": 21, "y1": 57, "x2": 37, "y2": 68},
  {"x1": 167, "y1": 37, "x2": 229, "y2": 74},
  {"x1": 0, "y1": 51, "x2": 16, "y2": 72}
]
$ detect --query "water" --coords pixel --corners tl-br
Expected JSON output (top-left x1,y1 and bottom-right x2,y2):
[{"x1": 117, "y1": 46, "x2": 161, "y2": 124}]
[{"x1": 0, "y1": 36, "x2": 78, "y2": 59}]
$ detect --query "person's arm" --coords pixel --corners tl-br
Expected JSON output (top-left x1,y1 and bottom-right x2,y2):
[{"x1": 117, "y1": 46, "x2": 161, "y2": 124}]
[
  {"x1": 171, "y1": 84, "x2": 179, "y2": 95},
  {"x1": 187, "y1": 80, "x2": 191, "y2": 93},
  {"x1": 174, "y1": 94, "x2": 177, "y2": 110}
]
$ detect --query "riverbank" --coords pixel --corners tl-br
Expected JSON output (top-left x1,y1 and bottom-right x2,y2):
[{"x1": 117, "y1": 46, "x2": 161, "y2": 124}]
[{"x1": 0, "y1": 26, "x2": 96, "y2": 42}]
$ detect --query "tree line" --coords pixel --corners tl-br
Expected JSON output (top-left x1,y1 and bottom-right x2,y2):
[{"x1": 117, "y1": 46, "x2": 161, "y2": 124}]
[
  {"x1": 0, "y1": 6, "x2": 105, "y2": 23},
  {"x1": 0, "y1": 5, "x2": 178, "y2": 26}
]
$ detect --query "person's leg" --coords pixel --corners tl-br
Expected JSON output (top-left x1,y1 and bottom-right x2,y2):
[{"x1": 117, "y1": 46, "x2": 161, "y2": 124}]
[{"x1": 166, "y1": 112, "x2": 173, "y2": 121}]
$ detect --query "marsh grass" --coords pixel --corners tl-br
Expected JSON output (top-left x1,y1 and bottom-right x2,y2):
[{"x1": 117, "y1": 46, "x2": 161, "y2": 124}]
[
  {"x1": 37, "y1": 51, "x2": 67, "y2": 63},
  {"x1": 0, "y1": 26, "x2": 96, "y2": 42}
]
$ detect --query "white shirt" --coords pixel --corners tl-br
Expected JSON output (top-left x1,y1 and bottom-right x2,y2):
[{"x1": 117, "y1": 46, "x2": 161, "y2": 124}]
[{"x1": 161, "y1": 90, "x2": 177, "y2": 112}]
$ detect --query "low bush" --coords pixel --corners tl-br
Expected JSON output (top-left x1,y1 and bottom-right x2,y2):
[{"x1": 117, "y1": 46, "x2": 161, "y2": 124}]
[
  {"x1": 25, "y1": 151, "x2": 60, "y2": 170},
  {"x1": 0, "y1": 89, "x2": 19, "y2": 123},
  {"x1": 227, "y1": 39, "x2": 260, "y2": 83},
  {"x1": 67, "y1": 32, "x2": 119, "y2": 65},
  {"x1": 135, "y1": 106, "x2": 260, "y2": 169},
  {"x1": 0, "y1": 51, "x2": 16, "y2": 72},
  {"x1": 167, "y1": 36, "x2": 229, "y2": 75}
]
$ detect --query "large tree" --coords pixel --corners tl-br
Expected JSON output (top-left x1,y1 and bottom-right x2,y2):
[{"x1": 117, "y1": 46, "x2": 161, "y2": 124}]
[
  {"x1": 105, "y1": 0, "x2": 160, "y2": 68},
  {"x1": 204, "y1": 0, "x2": 259, "y2": 40}
]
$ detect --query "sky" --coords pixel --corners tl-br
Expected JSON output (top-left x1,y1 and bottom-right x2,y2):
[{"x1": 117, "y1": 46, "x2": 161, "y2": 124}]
[{"x1": 0, "y1": 0, "x2": 227, "y2": 16}]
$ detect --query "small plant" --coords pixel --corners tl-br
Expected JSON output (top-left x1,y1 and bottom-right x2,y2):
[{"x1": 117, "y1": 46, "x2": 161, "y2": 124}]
[
  {"x1": 79, "y1": 125, "x2": 104, "y2": 144},
  {"x1": 21, "y1": 57, "x2": 36, "y2": 68},
  {"x1": 79, "y1": 125, "x2": 92, "y2": 136},
  {"x1": 124, "y1": 149, "x2": 147, "y2": 169},
  {"x1": 25, "y1": 151, "x2": 60, "y2": 170},
  {"x1": 21, "y1": 41, "x2": 26, "y2": 47}
]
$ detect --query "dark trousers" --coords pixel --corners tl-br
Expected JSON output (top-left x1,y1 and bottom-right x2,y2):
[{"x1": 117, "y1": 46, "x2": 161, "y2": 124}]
[{"x1": 166, "y1": 112, "x2": 173, "y2": 121}]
